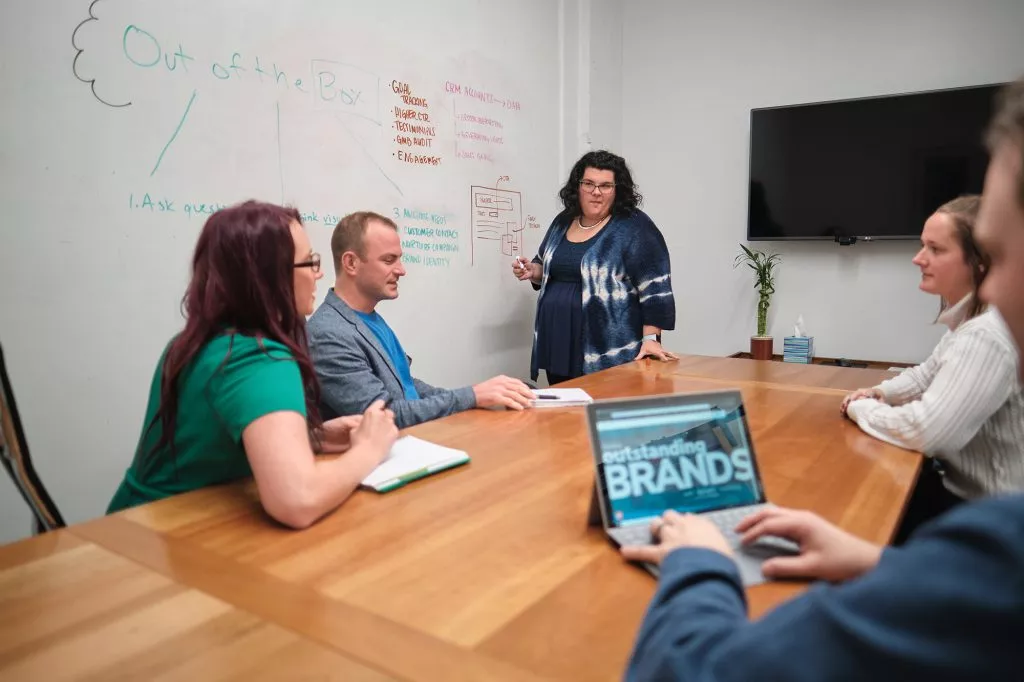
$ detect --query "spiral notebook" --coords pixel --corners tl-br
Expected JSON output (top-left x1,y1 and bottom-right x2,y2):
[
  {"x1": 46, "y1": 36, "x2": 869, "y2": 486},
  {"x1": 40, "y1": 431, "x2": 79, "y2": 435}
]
[{"x1": 361, "y1": 436, "x2": 470, "y2": 493}]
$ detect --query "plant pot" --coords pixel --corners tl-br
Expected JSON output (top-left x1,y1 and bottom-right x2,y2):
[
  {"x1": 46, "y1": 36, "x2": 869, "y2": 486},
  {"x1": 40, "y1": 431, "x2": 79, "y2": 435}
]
[{"x1": 750, "y1": 336, "x2": 774, "y2": 361}]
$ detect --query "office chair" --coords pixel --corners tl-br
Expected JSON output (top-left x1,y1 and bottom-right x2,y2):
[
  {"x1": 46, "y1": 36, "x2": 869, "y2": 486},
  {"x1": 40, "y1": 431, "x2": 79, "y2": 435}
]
[{"x1": 0, "y1": 342, "x2": 66, "y2": 534}]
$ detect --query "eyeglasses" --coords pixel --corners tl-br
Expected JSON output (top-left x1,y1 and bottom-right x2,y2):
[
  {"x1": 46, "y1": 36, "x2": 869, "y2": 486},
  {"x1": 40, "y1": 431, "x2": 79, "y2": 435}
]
[
  {"x1": 580, "y1": 179, "x2": 616, "y2": 195},
  {"x1": 294, "y1": 253, "x2": 321, "y2": 273}
]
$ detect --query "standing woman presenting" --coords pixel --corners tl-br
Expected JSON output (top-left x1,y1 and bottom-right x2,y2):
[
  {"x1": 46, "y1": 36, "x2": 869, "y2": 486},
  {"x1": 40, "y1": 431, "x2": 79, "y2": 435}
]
[{"x1": 512, "y1": 150, "x2": 677, "y2": 384}]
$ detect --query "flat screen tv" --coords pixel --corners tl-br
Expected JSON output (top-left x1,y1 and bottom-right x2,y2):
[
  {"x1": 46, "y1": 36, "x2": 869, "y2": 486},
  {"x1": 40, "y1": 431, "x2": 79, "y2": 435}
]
[{"x1": 747, "y1": 83, "x2": 1004, "y2": 242}]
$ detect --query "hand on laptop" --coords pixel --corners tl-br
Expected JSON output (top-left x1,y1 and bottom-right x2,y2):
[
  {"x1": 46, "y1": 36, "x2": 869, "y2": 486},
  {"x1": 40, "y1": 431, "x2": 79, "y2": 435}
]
[
  {"x1": 621, "y1": 510, "x2": 734, "y2": 565},
  {"x1": 840, "y1": 387, "x2": 884, "y2": 416},
  {"x1": 473, "y1": 375, "x2": 534, "y2": 410},
  {"x1": 736, "y1": 507, "x2": 882, "y2": 582}
]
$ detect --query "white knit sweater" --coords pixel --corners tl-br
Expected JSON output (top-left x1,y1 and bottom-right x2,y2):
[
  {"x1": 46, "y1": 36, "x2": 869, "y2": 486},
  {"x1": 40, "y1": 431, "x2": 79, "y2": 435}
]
[{"x1": 846, "y1": 297, "x2": 1024, "y2": 499}]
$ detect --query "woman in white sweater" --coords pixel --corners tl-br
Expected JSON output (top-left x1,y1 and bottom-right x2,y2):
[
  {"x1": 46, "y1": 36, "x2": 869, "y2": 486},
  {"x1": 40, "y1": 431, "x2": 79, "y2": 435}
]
[{"x1": 841, "y1": 195, "x2": 1024, "y2": 543}]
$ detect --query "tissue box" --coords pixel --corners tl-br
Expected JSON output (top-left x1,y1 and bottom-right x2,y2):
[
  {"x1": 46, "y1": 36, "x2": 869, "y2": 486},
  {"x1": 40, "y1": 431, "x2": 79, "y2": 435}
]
[{"x1": 783, "y1": 336, "x2": 814, "y2": 363}]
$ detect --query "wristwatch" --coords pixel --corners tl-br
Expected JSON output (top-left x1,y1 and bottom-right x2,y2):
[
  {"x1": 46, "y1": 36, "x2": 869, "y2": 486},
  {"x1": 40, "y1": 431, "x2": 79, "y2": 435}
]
[{"x1": 642, "y1": 333, "x2": 658, "y2": 343}]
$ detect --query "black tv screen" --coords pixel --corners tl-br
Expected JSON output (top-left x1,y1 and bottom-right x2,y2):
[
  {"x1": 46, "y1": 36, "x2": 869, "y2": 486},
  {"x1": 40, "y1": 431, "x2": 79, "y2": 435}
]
[{"x1": 747, "y1": 83, "x2": 1003, "y2": 241}]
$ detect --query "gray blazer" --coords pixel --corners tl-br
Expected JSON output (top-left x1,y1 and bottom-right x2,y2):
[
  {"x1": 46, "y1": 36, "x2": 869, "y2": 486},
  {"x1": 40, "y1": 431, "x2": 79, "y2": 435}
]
[{"x1": 307, "y1": 290, "x2": 476, "y2": 428}]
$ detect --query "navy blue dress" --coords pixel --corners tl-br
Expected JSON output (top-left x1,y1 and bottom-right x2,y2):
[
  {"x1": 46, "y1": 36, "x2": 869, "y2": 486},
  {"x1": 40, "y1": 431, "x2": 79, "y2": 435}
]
[{"x1": 534, "y1": 236, "x2": 594, "y2": 380}]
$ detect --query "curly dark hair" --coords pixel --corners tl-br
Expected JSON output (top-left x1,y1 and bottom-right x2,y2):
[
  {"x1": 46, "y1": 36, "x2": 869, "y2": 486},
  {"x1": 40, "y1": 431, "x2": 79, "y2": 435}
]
[{"x1": 557, "y1": 150, "x2": 643, "y2": 217}]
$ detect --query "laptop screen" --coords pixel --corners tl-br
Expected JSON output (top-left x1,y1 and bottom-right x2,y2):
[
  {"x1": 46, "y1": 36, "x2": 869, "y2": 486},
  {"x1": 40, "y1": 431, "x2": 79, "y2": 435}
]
[{"x1": 588, "y1": 391, "x2": 766, "y2": 526}]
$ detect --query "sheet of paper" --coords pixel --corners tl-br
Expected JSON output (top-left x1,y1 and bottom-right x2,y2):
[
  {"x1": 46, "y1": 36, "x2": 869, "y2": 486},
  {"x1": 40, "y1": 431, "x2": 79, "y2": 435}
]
[{"x1": 530, "y1": 388, "x2": 594, "y2": 407}]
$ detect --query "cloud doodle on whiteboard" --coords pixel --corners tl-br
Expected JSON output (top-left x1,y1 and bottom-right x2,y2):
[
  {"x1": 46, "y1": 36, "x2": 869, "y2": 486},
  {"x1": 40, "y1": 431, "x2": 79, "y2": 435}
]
[{"x1": 71, "y1": 0, "x2": 132, "y2": 108}]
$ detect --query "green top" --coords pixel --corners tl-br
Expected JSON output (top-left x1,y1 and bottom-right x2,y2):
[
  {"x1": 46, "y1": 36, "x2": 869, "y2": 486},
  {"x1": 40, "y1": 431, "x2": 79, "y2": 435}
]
[{"x1": 107, "y1": 333, "x2": 307, "y2": 513}]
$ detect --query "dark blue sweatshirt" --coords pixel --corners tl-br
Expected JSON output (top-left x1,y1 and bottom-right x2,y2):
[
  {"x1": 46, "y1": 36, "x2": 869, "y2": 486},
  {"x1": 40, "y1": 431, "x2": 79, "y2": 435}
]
[{"x1": 627, "y1": 494, "x2": 1024, "y2": 681}]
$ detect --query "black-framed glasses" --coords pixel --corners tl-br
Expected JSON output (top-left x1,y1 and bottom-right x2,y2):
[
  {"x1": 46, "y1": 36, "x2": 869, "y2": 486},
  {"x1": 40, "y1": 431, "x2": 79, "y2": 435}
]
[
  {"x1": 580, "y1": 179, "x2": 616, "y2": 195},
  {"x1": 294, "y1": 252, "x2": 321, "y2": 273}
]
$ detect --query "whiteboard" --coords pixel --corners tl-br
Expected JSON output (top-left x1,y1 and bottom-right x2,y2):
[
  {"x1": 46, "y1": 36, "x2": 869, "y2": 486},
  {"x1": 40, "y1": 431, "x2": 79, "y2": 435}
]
[{"x1": 0, "y1": 0, "x2": 561, "y2": 531}]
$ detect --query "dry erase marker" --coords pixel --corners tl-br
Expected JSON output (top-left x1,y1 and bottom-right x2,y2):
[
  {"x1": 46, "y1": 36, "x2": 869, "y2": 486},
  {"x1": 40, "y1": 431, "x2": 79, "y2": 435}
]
[{"x1": 515, "y1": 256, "x2": 529, "y2": 271}]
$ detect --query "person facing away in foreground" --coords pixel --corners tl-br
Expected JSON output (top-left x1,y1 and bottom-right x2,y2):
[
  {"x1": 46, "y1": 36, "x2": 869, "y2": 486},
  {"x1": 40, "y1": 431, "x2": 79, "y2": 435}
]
[
  {"x1": 839, "y1": 195, "x2": 1024, "y2": 543},
  {"x1": 511, "y1": 150, "x2": 677, "y2": 385},
  {"x1": 308, "y1": 211, "x2": 533, "y2": 429},
  {"x1": 108, "y1": 201, "x2": 398, "y2": 529},
  {"x1": 621, "y1": 77, "x2": 1024, "y2": 682}
]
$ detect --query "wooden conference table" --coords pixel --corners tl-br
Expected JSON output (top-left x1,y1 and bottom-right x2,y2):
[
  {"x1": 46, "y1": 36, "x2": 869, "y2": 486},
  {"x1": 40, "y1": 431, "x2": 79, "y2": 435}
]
[{"x1": 0, "y1": 356, "x2": 921, "y2": 681}]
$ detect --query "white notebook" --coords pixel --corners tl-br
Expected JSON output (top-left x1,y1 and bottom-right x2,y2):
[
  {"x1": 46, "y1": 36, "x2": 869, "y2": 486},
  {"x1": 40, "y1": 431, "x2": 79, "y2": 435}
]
[
  {"x1": 361, "y1": 436, "x2": 470, "y2": 492},
  {"x1": 529, "y1": 388, "x2": 594, "y2": 408}
]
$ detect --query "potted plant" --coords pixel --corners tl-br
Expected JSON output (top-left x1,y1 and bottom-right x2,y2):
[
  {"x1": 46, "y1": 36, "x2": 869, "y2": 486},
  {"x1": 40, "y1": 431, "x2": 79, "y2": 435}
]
[{"x1": 734, "y1": 244, "x2": 781, "y2": 361}]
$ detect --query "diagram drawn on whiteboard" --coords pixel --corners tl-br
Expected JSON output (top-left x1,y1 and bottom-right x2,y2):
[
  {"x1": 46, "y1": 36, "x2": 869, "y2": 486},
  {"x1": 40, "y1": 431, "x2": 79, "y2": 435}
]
[{"x1": 470, "y1": 184, "x2": 523, "y2": 265}]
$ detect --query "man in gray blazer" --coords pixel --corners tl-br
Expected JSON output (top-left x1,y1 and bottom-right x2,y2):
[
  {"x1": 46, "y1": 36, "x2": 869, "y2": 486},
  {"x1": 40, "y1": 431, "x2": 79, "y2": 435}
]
[{"x1": 308, "y1": 211, "x2": 533, "y2": 428}]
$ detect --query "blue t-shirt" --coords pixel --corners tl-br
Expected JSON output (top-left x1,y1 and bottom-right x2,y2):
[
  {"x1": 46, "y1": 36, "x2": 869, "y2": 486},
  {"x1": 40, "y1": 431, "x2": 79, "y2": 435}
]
[{"x1": 354, "y1": 310, "x2": 420, "y2": 401}]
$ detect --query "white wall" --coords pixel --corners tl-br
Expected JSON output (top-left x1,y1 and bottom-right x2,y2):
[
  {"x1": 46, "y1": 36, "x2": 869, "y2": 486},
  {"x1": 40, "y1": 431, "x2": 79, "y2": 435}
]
[
  {"x1": 0, "y1": 473, "x2": 30, "y2": 545},
  {"x1": 558, "y1": 0, "x2": 625, "y2": 174},
  {"x1": 586, "y1": 0, "x2": 625, "y2": 155},
  {"x1": 621, "y1": 0, "x2": 1024, "y2": 363},
  {"x1": 559, "y1": 0, "x2": 587, "y2": 175}
]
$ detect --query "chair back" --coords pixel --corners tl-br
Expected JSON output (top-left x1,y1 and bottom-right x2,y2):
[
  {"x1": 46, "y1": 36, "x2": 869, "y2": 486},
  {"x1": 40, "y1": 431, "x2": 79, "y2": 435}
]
[{"x1": 0, "y1": 343, "x2": 66, "y2": 533}]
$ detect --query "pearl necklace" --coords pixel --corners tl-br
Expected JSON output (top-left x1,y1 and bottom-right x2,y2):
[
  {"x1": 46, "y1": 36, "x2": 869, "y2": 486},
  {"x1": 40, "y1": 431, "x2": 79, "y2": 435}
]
[{"x1": 577, "y1": 215, "x2": 610, "y2": 230}]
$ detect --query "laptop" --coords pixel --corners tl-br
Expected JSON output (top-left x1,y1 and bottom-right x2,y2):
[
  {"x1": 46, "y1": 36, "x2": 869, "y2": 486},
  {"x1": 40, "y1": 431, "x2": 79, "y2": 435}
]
[{"x1": 586, "y1": 389, "x2": 798, "y2": 586}]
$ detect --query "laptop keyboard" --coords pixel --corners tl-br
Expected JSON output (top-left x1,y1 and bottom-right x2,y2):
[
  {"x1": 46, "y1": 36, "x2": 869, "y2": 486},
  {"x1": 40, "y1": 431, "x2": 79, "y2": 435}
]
[
  {"x1": 707, "y1": 505, "x2": 768, "y2": 547},
  {"x1": 610, "y1": 503, "x2": 799, "y2": 587},
  {"x1": 614, "y1": 503, "x2": 797, "y2": 553}
]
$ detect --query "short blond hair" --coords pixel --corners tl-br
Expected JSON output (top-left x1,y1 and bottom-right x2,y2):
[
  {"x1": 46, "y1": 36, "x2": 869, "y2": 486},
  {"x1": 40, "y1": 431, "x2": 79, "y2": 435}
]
[
  {"x1": 935, "y1": 195, "x2": 987, "y2": 319},
  {"x1": 330, "y1": 211, "x2": 397, "y2": 273}
]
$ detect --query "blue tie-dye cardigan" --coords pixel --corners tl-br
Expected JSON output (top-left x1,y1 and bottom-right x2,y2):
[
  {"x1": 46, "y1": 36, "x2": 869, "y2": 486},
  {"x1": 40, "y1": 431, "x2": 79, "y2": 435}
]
[{"x1": 530, "y1": 208, "x2": 675, "y2": 380}]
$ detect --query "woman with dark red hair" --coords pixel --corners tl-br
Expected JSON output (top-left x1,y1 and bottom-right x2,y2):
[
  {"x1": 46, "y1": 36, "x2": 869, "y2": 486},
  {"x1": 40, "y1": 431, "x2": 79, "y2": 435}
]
[{"x1": 108, "y1": 200, "x2": 397, "y2": 528}]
